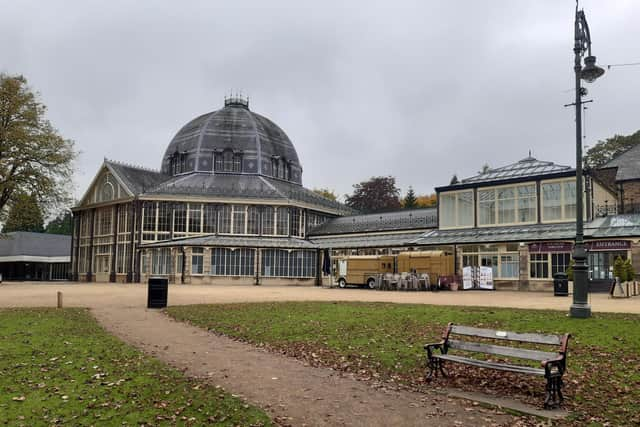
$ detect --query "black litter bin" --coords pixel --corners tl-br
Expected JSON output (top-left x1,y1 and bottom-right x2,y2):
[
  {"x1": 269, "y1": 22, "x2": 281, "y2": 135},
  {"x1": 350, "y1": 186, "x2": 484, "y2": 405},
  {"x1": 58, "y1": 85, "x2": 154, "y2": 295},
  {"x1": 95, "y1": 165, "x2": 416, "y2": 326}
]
[
  {"x1": 147, "y1": 277, "x2": 169, "y2": 308},
  {"x1": 553, "y1": 272, "x2": 568, "y2": 296}
]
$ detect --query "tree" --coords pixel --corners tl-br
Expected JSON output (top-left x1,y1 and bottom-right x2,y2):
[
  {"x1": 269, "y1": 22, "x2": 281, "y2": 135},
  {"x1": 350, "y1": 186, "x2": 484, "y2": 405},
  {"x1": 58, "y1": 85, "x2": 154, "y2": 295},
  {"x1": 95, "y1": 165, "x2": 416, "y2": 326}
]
[
  {"x1": 0, "y1": 74, "x2": 75, "y2": 219},
  {"x1": 45, "y1": 210, "x2": 73, "y2": 235},
  {"x1": 449, "y1": 174, "x2": 459, "y2": 185},
  {"x1": 312, "y1": 188, "x2": 337, "y2": 201},
  {"x1": 415, "y1": 193, "x2": 437, "y2": 208},
  {"x1": 583, "y1": 130, "x2": 640, "y2": 169},
  {"x1": 403, "y1": 187, "x2": 418, "y2": 209},
  {"x1": 2, "y1": 193, "x2": 45, "y2": 233},
  {"x1": 345, "y1": 176, "x2": 401, "y2": 213}
]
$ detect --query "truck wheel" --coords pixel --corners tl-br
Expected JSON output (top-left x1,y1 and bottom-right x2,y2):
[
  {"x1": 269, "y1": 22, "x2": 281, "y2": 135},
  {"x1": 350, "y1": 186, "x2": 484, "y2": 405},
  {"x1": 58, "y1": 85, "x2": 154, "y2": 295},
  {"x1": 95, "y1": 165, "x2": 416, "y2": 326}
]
[
  {"x1": 338, "y1": 278, "x2": 347, "y2": 288},
  {"x1": 367, "y1": 278, "x2": 376, "y2": 289}
]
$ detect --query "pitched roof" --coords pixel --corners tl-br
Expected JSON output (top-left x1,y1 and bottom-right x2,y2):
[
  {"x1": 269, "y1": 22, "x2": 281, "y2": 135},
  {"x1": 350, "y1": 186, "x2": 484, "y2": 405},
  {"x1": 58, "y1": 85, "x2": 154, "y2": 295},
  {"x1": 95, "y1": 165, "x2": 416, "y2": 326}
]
[
  {"x1": 142, "y1": 172, "x2": 351, "y2": 214},
  {"x1": 441, "y1": 156, "x2": 573, "y2": 189},
  {"x1": 601, "y1": 144, "x2": 640, "y2": 182},
  {"x1": 0, "y1": 232, "x2": 70, "y2": 258},
  {"x1": 310, "y1": 231, "x2": 425, "y2": 249},
  {"x1": 105, "y1": 160, "x2": 170, "y2": 194},
  {"x1": 308, "y1": 208, "x2": 437, "y2": 236}
]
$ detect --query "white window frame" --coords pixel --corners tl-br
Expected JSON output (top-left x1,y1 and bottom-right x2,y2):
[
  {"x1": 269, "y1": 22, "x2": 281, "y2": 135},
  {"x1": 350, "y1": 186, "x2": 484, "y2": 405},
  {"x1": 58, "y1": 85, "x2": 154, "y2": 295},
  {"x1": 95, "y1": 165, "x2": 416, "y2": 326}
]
[
  {"x1": 476, "y1": 182, "x2": 538, "y2": 227},
  {"x1": 439, "y1": 189, "x2": 474, "y2": 229}
]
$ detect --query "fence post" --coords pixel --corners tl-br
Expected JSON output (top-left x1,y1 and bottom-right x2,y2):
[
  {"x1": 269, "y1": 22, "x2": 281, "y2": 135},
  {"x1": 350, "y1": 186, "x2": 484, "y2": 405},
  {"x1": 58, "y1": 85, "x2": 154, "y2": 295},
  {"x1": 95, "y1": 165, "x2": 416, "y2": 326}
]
[{"x1": 57, "y1": 291, "x2": 63, "y2": 309}]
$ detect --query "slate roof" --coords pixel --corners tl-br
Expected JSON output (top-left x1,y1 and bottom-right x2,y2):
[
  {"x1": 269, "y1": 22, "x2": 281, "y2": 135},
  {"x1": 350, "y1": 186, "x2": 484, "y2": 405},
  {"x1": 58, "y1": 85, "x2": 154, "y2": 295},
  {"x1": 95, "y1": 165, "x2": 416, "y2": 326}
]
[
  {"x1": 106, "y1": 160, "x2": 170, "y2": 195},
  {"x1": 141, "y1": 235, "x2": 317, "y2": 249},
  {"x1": 141, "y1": 172, "x2": 350, "y2": 214},
  {"x1": 0, "y1": 232, "x2": 71, "y2": 258},
  {"x1": 311, "y1": 231, "x2": 425, "y2": 249},
  {"x1": 161, "y1": 99, "x2": 302, "y2": 184},
  {"x1": 601, "y1": 143, "x2": 640, "y2": 182},
  {"x1": 308, "y1": 208, "x2": 437, "y2": 236}
]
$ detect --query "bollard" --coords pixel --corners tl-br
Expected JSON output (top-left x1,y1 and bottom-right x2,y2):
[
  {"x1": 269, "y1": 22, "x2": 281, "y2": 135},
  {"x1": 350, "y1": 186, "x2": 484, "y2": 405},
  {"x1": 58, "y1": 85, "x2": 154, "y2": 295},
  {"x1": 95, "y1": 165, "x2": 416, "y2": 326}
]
[{"x1": 57, "y1": 291, "x2": 63, "y2": 309}]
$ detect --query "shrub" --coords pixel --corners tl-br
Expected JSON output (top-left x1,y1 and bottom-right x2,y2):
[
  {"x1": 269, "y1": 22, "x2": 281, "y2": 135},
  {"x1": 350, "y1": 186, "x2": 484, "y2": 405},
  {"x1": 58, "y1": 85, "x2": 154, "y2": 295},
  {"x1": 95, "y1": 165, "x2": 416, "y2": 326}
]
[
  {"x1": 623, "y1": 258, "x2": 635, "y2": 282},
  {"x1": 613, "y1": 256, "x2": 625, "y2": 282}
]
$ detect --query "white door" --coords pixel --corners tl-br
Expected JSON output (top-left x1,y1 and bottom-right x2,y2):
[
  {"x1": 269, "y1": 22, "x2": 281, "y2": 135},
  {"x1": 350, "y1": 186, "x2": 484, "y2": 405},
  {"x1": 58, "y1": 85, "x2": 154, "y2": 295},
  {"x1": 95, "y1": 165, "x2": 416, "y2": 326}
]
[{"x1": 338, "y1": 260, "x2": 347, "y2": 277}]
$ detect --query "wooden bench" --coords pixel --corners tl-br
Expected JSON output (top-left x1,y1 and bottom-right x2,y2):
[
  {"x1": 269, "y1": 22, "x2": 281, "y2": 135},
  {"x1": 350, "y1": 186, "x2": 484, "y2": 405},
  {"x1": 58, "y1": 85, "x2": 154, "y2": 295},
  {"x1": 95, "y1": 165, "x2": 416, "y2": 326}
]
[{"x1": 424, "y1": 323, "x2": 570, "y2": 409}]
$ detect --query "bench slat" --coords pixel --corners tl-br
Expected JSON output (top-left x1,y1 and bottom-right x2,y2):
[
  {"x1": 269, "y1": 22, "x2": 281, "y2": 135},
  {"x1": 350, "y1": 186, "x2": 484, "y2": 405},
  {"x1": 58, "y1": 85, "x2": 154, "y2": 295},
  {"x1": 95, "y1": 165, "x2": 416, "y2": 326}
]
[
  {"x1": 448, "y1": 339, "x2": 557, "y2": 362},
  {"x1": 450, "y1": 325, "x2": 562, "y2": 346},
  {"x1": 434, "y1": 354, "x2": 546, "y2": 376}
]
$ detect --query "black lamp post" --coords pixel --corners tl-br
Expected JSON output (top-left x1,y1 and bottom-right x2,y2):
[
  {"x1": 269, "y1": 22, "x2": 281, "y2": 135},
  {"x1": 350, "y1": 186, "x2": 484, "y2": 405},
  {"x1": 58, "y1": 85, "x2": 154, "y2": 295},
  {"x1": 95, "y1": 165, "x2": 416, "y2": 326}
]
[{"x1": 570, "y1": 2, "x2": 605, "y2": 319}]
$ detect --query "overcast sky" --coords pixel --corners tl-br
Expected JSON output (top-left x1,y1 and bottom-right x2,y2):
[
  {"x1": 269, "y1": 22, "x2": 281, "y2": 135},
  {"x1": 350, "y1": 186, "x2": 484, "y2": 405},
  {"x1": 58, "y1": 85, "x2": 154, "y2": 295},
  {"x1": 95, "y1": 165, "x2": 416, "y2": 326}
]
[{"x1": 2, "y1": 0, "x2": 639, "y2": 203}]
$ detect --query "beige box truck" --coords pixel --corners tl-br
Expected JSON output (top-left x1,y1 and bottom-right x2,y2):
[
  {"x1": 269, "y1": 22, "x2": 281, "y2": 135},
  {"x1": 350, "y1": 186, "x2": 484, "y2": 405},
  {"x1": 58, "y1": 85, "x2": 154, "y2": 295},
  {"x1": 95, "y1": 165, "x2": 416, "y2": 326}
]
[
  {"x1": 335, "y1": 255, "x2": 395, "y2": 289},
  {"x1": 396, "y1": 250, "x2": 454, "y2": 284}
]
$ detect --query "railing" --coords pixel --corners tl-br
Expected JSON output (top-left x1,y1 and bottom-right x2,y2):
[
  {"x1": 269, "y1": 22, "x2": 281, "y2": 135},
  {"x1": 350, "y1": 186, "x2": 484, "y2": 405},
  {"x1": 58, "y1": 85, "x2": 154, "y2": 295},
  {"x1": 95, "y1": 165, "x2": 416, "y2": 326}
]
[{"x1": 595, "y1": 203, "x2": 617, "y2": 217}]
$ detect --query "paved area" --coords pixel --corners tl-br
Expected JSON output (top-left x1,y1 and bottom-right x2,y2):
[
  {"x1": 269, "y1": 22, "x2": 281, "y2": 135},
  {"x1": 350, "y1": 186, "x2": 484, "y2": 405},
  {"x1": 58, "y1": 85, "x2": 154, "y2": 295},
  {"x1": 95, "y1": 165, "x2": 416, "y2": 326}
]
[
  {"x1": 0, "y1": 282, "x2": 638, "y2": 313},
  {"x1": 93, "y1": 306, "x2": 516, "y2": 427}
]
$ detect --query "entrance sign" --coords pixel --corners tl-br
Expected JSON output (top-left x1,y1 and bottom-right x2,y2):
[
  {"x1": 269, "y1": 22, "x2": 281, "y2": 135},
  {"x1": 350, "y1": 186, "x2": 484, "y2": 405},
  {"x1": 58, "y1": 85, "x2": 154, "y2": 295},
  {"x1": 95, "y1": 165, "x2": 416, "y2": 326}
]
[{"x1": 586, "y1": 240, "x2": 631, "y2": 251}]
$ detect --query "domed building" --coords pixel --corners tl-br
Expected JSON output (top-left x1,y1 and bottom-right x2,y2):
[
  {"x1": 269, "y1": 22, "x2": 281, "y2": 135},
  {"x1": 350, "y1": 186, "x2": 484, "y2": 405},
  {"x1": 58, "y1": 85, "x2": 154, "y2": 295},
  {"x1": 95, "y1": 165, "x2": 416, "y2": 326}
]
[{"x1": 70, "y1": 97, "x2": 352, "y2": 285}]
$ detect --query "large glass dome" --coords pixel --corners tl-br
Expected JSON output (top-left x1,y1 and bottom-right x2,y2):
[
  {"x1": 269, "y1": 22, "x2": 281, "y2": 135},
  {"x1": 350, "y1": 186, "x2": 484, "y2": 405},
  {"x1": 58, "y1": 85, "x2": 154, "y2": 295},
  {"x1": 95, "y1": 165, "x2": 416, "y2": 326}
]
[{"x1": 161, "y1": 97, "x2": 302, "y2": 184}]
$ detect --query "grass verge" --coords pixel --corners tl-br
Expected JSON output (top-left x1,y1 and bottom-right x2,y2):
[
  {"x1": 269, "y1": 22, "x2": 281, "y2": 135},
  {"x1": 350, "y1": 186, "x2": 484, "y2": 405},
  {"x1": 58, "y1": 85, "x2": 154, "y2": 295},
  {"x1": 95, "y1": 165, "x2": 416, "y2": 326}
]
[
  {"x1": 167, "y1": 302, "x2": 640, "y2": 426},
  {"x1": 0, "y1": 308, "x2": 272, "y2": 426}
]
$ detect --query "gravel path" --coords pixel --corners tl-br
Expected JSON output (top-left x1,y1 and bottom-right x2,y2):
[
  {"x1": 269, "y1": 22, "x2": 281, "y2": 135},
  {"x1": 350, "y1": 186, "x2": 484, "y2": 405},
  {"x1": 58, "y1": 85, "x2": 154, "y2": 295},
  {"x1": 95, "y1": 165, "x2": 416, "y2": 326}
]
[
  {"x1": 1, "y1": 282, "x2": 637, "y2": 313},
  {"x1": 92, "y1": 306, "x2": 516, "y2": 427}
]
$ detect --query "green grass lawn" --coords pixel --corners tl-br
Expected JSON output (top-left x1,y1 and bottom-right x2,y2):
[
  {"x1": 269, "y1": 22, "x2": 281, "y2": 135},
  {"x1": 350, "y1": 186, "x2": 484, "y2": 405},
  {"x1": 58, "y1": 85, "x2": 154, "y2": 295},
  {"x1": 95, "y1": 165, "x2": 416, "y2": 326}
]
[
  {"x1": 168, "y1": 302, "x2": 640, "y2": 426},
  {"x1": 0, "y1": 308, "x2": 272, "y2": 426}
]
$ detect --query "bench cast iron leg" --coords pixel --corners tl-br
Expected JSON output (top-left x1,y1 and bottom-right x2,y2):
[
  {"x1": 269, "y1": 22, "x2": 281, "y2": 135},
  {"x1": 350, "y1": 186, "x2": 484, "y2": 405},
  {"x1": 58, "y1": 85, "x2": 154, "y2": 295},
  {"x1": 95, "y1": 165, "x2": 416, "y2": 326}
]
[
  {"x1": 544, "y1": 376, "x2": 563, "y2": 409},
  {"x1": 426, "y1": 358, "x2": 447, "y2": 381}
]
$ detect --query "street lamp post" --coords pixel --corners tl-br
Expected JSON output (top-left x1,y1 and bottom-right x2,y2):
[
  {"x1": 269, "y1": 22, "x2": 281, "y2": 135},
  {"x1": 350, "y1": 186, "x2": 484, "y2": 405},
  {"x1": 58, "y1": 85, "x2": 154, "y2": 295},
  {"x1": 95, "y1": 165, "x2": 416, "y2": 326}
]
[{"x1": 570, "y1": 2, "x2": 605, "y2": 319}]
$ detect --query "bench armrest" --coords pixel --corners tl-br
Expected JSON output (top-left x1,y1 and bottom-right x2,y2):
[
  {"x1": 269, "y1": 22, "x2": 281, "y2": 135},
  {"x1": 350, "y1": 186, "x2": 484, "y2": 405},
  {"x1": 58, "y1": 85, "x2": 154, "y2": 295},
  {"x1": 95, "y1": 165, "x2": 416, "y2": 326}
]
[
  {"x1": 424, "y1": 341, "x2": 445, "y2": 358},
  {"x1": 541, "y1": 355, "x2": 566, "y2": 375}
]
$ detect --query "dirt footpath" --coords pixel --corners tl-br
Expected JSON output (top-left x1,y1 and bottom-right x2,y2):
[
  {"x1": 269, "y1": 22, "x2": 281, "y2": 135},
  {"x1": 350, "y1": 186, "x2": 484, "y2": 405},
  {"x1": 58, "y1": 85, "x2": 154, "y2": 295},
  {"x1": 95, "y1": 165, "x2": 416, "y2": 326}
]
[{"x1": 92, "y1": 306, "x2": 516, "y2": 427}]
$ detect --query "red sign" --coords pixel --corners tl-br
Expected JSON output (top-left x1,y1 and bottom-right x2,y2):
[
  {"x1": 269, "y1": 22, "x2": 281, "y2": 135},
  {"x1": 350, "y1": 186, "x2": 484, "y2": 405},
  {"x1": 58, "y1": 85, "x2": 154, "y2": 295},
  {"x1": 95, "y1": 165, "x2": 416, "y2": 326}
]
[
  {"x1": 528, "y1": 242, "x2": 573, "y2": 253},
  {"x1": 585, "y1": 240, "x2": 631, "y2": 251}
]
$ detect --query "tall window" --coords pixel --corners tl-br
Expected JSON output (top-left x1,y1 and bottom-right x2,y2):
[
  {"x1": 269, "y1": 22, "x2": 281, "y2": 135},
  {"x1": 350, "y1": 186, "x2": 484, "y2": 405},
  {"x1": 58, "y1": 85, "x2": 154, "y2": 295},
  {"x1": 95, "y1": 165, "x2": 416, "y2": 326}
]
[
  {"x1": 276, "y1": 207, "x2": 289, "y2": 235},
  {"x1": 210, "y1": 248, "x2": 255, "y2": 276},
  {"x1": 223, "y1": 151, "x2": 233, "y2": 171},
  {"x1": 151, "y1": 248, "x2": 172, "y2": 275},
  {"x1": 439, "y1": 190, "x2": 474, "y2": 228},
  {"x1": 174, "y1": 204, "x2": 187, "y2": 233},
  {"x1": 203, "y1": 204, "x2": 217, "y2": 233},
  {"x1": 157, "y1": 202, "x2": 172, "y2": 240},
  {"x1": 142, "y1": 202, "x2": 156, "y2": 241},
  {"x1": 188, "y1": 204, "x2": 202, "y2": 234},
  {"x1": 214, "y1": 152, "x2": 224, "y2": 171},
  {"x1": 478, "y1": 184, "x2": 536, "y2": 226},
  {"x1": 262, "y1": 207, "x2": 274, "y2": 235},
  {"x1": 247, "y1": 206, "x2": 260, "y2": 234},
  {"x1": 232, "y1": 205, "x2": 246, "y2": 234},
  {"x1": 529, "y1": 253, "x2": 549, "y2": 278},
  {"x1": 218, "y1": 205, "x2": 232, "y2": 233},
  {"x1": 290, "y1": 208, "x2": 303, "y2": 237},
  {"x1": 191, "y1": 248, "x2": 204, "y2": 274},
  {"x1": 233, "y1": 154, "x2": 242, "y2": 172},
  {"x1": 542, "y1": 179, "x2": 576, "y2": 222}
]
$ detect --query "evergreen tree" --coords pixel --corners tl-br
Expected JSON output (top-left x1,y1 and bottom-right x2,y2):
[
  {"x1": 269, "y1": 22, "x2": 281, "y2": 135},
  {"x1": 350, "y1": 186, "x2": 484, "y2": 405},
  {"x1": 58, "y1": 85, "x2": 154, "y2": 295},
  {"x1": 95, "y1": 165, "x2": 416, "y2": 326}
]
[
  {"x1": 449, "y1": 174, "x2": 459, "y2": 185},
  {"x1": 403, "y1": 187, "x2": 418, "y2": 209},
  {"x1": 2, "y1": 193, "x2": 45, "y2": 233},
  {"x1": 45, "y1": 210, "x2": 73, "y2": 235}
]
